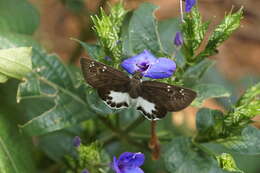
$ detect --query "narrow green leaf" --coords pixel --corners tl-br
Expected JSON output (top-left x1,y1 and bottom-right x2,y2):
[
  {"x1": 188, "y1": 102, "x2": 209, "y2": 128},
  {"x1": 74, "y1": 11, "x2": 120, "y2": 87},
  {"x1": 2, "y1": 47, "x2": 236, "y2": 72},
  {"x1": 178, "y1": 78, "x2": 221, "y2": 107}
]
[
  {"x1": 198, "y1": 8, "x2": 243, "y2": 59},
  {"x1": 0, "y1": 112, "x2": 36, "y2": 173},
  {"x1": 0, "y1": 47, "x2": 32, "y2": 80},
  {"x1": 192, "y1": 84, "x2": 231, "y2": 106},
  {"x1": 122, "y1": 3, "x2": 164, "y2": 56},
  {"x1": 224, "y1": 83, "x2": 260, "y2": 128},
  {"x1": 0, "y1": 0, "x2": 39, "y2": 35},
  {"x1": 164, "y1": 137, "x2": 228, "y2": 173},
  {"x1": 234, "y1": 82, "x2": 260, "y2": 119},
  {"x1": 217, "y1": 126, "x2": 260, "y2": 155}
]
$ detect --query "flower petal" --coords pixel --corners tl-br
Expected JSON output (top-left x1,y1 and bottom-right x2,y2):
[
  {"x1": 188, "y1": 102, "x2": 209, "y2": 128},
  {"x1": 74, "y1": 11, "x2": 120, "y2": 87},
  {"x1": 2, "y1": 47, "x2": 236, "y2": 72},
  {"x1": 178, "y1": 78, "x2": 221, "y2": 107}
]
[
  {"x1": 112, "y1": 156, "x2": 121, "y2": 173},
  {"x1": 122, "y1": 167, "x2": 144, "y2": 173},
  {"x1": 185, "y1": 0, "x2": 196, "y2": 12},
  {"x1": 118, "y1": 152, "x2": 145, "y2": 168},
  {"x1": 144, "y1": 58, "x2": 176, "y2": 79},
  {"x1": 121, "y1": 50, "x2": 156, "y2": 74}
]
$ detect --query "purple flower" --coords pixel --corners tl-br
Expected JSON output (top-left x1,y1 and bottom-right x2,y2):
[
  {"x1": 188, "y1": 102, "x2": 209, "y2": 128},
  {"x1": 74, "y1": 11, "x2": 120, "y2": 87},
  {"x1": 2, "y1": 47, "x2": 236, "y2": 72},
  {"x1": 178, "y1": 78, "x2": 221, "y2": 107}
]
[
  {"x1": 81, "y1": 169, "x2": 89, "y2": 173},
  {"x1": 174, "y1": 32, "x2": 183, "y2": 47},
  {"x1": 121, "y1": 50, "x2": 176, "y2": 79},
  {"x1": 105, "y1": 56, "x2": 112, "y2": 61},
  {"x1": 112, "y1": 152, "x2": 145, "y2": 173},
  {"x1": 185, "y1": 0, "x2": 196, "y2": 12},
  {"x1": 73, "y1": 136, "x2": 81, "y2": 147}
]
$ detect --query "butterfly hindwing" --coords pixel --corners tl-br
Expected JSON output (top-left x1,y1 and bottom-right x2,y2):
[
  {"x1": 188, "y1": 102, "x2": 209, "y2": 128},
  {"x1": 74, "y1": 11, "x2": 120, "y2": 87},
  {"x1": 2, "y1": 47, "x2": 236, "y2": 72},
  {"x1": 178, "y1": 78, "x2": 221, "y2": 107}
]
[
  {"x1": 139, "y1": 81, "x2": 197, "y2": 119},
  {"x1": 80, "y1": 58, "x2": 130, "y2": 109}
]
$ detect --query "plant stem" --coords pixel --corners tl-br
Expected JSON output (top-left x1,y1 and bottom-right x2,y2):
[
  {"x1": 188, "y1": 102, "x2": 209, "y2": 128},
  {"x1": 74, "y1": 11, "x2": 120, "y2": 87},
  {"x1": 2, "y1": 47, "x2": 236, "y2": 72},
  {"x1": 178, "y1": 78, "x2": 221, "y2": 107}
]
[
  {"x1": 97, "y1": 114, "x2": 149, "y2": 151},
  {"x1": 124, "y1": 116, "x2": 145, "y2": 133},
  {"x1": 191, "y1": 138, "x2": 217, "y2": 157}
]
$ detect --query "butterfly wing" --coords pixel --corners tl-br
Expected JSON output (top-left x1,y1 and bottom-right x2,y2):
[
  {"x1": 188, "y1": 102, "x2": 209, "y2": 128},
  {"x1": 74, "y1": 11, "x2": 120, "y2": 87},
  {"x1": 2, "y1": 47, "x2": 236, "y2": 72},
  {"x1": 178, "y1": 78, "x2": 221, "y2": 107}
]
[
  {"x1": 80, "y1": 58, "x2": 131, "y2": 109},
  {"x1": 139, "y1": 81, "x2": 197, "y2": 120}
]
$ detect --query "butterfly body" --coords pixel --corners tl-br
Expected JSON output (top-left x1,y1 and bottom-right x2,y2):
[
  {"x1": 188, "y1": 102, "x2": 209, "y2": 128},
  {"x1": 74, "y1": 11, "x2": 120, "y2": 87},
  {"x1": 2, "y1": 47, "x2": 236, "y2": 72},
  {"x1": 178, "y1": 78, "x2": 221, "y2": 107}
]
[{"x1": 80, "y1": 58, "x2": 197, "y2": 120}]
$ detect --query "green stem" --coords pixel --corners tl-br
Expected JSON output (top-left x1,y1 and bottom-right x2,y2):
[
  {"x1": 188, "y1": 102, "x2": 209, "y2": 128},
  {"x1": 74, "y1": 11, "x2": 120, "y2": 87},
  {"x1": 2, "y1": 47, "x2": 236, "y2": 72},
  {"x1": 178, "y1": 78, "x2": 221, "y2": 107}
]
[
  {"x1": 191, "y1": 138, "x2": 217, "y2": 157},
  {"x1": 97, "y1": 114, "x2": 149, "y2": 151},
  {"x1": 124, "y1": 116, "x2": 145, "y2": 133},
  {"x1": 129, "y1": 132, "x2": 173, "y2": 141}
]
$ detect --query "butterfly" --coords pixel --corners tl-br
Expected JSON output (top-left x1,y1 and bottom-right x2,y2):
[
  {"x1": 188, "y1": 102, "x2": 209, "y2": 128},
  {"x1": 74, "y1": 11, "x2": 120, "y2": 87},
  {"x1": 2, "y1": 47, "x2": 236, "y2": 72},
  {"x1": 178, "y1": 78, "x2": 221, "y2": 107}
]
[{"x1": 80, "y1": 58, "x2": 197, "y2": 120}]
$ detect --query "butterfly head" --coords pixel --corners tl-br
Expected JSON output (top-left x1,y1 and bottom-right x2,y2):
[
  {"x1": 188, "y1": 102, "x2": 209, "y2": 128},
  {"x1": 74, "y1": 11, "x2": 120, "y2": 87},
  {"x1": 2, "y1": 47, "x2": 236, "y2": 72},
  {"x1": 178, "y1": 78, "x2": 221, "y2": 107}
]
[{"x1": 132, "y1": 71, "x2": 143, "y2": 80}]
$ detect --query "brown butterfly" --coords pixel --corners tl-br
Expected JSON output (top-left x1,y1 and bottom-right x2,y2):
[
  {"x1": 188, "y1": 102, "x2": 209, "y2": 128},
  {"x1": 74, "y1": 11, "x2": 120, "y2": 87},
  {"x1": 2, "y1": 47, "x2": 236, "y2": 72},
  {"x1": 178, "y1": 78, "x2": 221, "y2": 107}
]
[{"x1": 80, "y1": 58, "x2": 197, "y2": 120}]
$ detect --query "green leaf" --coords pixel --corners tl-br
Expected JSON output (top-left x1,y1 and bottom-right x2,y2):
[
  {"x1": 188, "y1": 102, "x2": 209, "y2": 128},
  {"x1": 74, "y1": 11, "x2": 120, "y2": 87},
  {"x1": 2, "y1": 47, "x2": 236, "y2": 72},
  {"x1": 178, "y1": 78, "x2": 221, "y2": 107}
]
[
  {"x1": 192, "y1": 84, "x2": 231, "y2": 106},
  {"x1": 0, "y1": 28, "x2": 96, "y2": 136},
  {"x1": 195, "y1": 108, "x2": 225, "y2": 142},
  {"x1": 0, "y1": 47, "x2": 32, "y2": 81},
  {"x1": 158, "y1": 18, "x2": 180, "y2": 55},
  {"x1": 216, "y1": 153, "x2": 244, "y2": 173},
  {"x1": 0, "y1": 112, "x2": 36, "y2": 173},
  {"x1": 224, "y1": 83, "x2": 260, "y2": 128},
  {"x1": 164, "y1": 137, "x2": 228, "y2": 173},
  {"x1": 182, "y1": 7, "x2": 210, "y2": 59},
  {"x1": 17, "y1": 53, "x2": 96, "y2": 136},
  {"x1": 73, "y1": 39, "x2": 105, "y2": 61},
  {"x1": 183, "y1": 59, "x2": 215, "y2": 86},
  {"x1": 0, "y1": 31, "x2": 42, "y2": 50},
  {"x1": 122, "y1": 3, "x2": 163, "y2": 56},
  {"x1": 217, "y1": 126, "x2": 260, "y2": 155},
  {"x1": 198, "y1": 8, "x2": 243, "y2": 59},
  {"x1": 0, "y1": 0, "x2": 39, "y2": 35},
  {"x1": 38, "y1": 129, "x2": 80, "y2": 162},
  {"x1": 86, "y1": 90, "x2": 114, "y2": 115},
  {"x1": 0, "y1": 73, "x2": 8, "y2": 83}
]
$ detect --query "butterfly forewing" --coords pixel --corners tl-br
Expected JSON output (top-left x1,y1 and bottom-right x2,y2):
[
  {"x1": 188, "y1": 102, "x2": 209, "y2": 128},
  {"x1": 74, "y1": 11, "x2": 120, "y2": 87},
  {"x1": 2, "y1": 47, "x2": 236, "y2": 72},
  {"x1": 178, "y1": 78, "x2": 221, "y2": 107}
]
[
  {"x1": 80, "y1": 58, "x2": 131, "y2": 109},
  {"x1": 80, "y1": 58, "x2": 130, "y2": 89}
]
